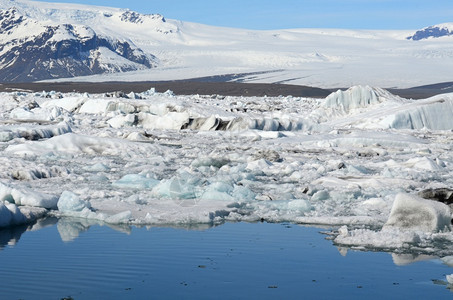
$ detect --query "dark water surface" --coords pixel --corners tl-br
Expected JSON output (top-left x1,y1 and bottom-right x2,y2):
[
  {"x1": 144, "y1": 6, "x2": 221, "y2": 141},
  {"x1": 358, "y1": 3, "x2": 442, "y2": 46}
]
[{"x1": 0, "y1": 219, "x2": 452, "y2": 299}]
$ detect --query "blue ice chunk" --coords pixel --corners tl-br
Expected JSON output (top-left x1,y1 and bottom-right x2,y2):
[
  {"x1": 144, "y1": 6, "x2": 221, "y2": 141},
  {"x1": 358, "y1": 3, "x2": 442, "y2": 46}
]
[
  {"x1": 191, "y1": 157, "x2": 230, "y2": 168},
  {"x1": 113, "y1": 174, "x2": 159, "y2": 189},
  {"x1": 232, "y1": 185, "x2": 256, "y2": 201},
  {"x1": 154, "y1": 173, "x2": 204, "y2": 200},
  {"x1": 58, "y1": 191, "x2": 91, "y2": 213},
  {"x1": 200, "y1": 182, "x2": 235, "y2": 202},
  {"x1": 0, "y1": 203, "x2": 13, "y2": 227},
  {"x1": 85, "y1": 163, "x2": 111, "y2": 172}
]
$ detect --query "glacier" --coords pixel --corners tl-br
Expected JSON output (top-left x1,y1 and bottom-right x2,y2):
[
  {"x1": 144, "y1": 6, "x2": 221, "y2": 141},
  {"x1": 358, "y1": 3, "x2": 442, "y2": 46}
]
[
  {"x1": 0, "y1": 1, "x2": 452, "y2": 87},
  {"x1": 1, "y1": 85, "x2": 453, "y2": 254}
]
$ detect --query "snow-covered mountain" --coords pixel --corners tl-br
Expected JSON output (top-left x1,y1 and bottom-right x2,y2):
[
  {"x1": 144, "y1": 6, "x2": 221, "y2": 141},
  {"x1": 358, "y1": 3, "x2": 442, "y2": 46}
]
[
  {"x1": 0, "y1": 2, "x2": 165, "y2": 82},
  {"x1": 407, "y1": 23, "x2": 453, "y2": 40},
  {"x1": 0, "y1": 0, "x2": 452, "y2": 88}
]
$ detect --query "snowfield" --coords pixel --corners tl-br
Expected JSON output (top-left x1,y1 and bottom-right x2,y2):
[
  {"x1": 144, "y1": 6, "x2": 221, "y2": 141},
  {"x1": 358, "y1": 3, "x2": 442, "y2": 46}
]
[{"x1": 1, "y1": 85, "x2": 453, "y2": 254}]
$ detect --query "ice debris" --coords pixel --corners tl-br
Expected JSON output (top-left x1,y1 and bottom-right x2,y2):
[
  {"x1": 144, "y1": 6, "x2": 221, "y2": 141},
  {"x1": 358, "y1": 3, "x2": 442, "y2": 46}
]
[
  {"x1": 384, "y1": 193, "x2": 451, "y2": 232},
  {"x1": 2, "y1": 86, "x2": 453, "y2": 255},
  {"x1": 57, "y1": 191, "x2": 92, "y2": 213},
  {"x1": 112, "y1": 174, "x2": 159, "y2": 189},
  {"x1": 334, "y1": 193, "x2": 453, "y2": 251},
  {"x1": 0, "y1": 182, "x2": 58, "y2": 209}
]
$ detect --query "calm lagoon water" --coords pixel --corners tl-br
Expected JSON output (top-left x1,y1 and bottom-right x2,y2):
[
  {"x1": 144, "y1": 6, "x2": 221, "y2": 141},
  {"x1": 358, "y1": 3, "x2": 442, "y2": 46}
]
[{"x1": 0, "y1": 219, "x2": 452, "y2": 300}]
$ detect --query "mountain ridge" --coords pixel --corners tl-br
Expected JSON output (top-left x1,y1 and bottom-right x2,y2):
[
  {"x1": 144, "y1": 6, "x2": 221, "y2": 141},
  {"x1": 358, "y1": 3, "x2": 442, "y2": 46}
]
[
  {"x1": 407, "y1": 23, "x2": 453, "y2": 40},
  {"x1": 0, "y1": 6, "x2": 158, "y2": 82}
]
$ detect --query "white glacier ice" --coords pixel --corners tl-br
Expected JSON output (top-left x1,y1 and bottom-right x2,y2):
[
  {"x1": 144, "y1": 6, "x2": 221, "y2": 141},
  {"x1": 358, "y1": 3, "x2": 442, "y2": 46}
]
[
  {"x1": 0, "y1": 202, "x2": 24, "y2": 227},
  {"x1": 113, "y1": 174, "x2": 159, "y2": 190},
  {"x1": 384, "y1": 193, "x2": 451, "y2": 232},
  {"x1": 334, "y1": 193, "x2": 452, "y2": 252},
  {"x1": 0, "y1": 182, "x2": 59, "y2": 209},
  {"x1": 323, "y1": 85, "x2": 391, "y2": 113},
  {"x1": 1, "y1": 86, "x2": 453, "y2": 255},
  {"x1": 379, "y1": 94, "x2": 453, "y2": 130},
  {"x1": 57, "y1": 191, "x2": 92, "y2": 213},
  {"x1": 0, "y1": 122, "x2": 72, "y2": 142}
]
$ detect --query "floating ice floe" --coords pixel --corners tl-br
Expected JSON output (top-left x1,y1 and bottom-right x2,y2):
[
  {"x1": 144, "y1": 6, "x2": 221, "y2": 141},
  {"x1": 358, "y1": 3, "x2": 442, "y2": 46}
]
[
  {"x1": 0, "y1": 182, "x2": 59, "y2": 209},
  {"x1": 384, "y1": 193, "x2": 451, "y2": 232},
  {"x1": 334, "y1": 193, "x2": 452, "y2": 252}
]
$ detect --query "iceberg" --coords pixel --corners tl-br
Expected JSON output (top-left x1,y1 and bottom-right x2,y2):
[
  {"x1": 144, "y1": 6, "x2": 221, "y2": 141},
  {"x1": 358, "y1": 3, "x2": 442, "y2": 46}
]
[
  {"x1": 0, "y1": 182, "x2": 58, "y2": 209},
  {"x1": 384, "y1": 193, "x2": 451, "y2": 232},
  {"x1": 323, "y1": 85, "x2": 388, "y2": 113}
]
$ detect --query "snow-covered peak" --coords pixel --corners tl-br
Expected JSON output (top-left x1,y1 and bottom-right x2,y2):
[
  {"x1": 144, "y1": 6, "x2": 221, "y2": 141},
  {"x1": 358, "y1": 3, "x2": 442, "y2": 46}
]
[
  {"x1": 0, "y1": 0, "x2": 176, "y2": 34},
  {"x1": 46, "y1": 24, "x2": 95, "y2": 43},
  {"x1": 119, "y1": 10, "x2": 166, "y2": 24},
  {"x1": 407, "y1": 22, "x2": 453, "y2": 40},
  {"x1": 0, "y1": 7, "x2": 30, "y2": 35},
  {"x1": 0, "y1": 1, "x2": 160, "y2": 82}
]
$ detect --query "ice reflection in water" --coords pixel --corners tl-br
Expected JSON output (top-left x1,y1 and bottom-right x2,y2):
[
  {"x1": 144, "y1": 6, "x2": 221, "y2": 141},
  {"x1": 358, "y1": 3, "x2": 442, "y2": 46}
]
[{"x1": 0, "y1": 219, "x2": 453, "y2": 298}]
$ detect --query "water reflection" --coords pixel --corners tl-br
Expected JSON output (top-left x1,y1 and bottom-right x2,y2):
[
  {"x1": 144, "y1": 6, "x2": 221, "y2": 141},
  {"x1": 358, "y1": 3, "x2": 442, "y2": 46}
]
[
  {"x1": 56, "y1": 218, "x2": 132, "y2": 242},
  {"x1": 336, "y1": 244, "x2": 449, "y2": 267},
  {"x1": 391, "y1": 253, "x2": 439, "y2": 266},
  {"x1": 0, "y1": 219, "x2": 452, "y2": 297},
  {"x1": 56, "y1": 218, "x2": 215, "y2": 242},
  {"x1": 0, "y1": 224, "x2": 29, "y2": 250},
  {"x1": 0, "y1": 217, "x2": 216, "y2": 248},
  {"x1": 2, "y1": 218, "x2": 453, "y2": 273},
  {"x1": 0, "y1": 217, "x2": 57, "y2": 250}
]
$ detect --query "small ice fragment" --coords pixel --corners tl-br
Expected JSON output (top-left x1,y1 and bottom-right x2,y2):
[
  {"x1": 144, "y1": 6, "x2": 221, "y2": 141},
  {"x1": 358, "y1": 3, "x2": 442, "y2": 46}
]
[
  {"x1": 57, "y1": 191, "x2": 91, "y2": 213},
  {"x1": 79, "y1": 99, "x2": 113, "y2": 114},
  {"x1": 287, "y1": 199, "x2": 311, "y2": 212},
  {"x1": 105, "y1": 211, "x2": 132, "y2": 224},
  {"x1": 446, "y1": 274, "x2": 453, "y2": 285},
  {"x1": 191, "y1": 157, "x2": 230, "y2": 168},
  {"x1": 246, "y1": 159, "x2": 272, "y2": 175},
  {"x1": 232, "y1": 186, "x2": 256, "y2": 201},
  {"x1": 88, "y1": 174, "x2": 110, "y2": 182},
  {"x1": 441, "y1": 256, "x2": 453, "y2": 267},
  {"x1": 0, "y1": 131, "x2": 14, "y2": 142},
  {"x1": 113, "y1": 174, "x2": 159, "y2": 189},
  {"x1": 311, "y1": 190, "x2": 330, "y2": 201},
  {"x1": 107, "y1": 114, "x2": 136, "y2": 128},
  {"x1": 200, "y1": 182, "x2": 234, "y2": 202},
  {"x1": 85, "y1": 163, "x2": 110, "y2": 172},
  {"x1": 154, "y1": 172, "x2": 203, "y2": 200},
  {"x1": 10, "y1": 188, "x2": 59, "y2": 209},
  {"x1": 338, "y1": 225, "x2": 349, "y2": 236}
]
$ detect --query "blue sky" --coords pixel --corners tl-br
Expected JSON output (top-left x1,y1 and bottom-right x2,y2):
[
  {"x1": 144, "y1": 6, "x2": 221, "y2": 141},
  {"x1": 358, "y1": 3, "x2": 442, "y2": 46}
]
[{"x1": 36, "y1": 0, "x2": 453, "y2": 30}]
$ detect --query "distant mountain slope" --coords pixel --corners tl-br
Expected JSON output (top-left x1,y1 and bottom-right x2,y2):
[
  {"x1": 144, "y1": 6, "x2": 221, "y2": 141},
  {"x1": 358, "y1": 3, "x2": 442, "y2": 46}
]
[
  {"x1": 0, "y1": 3, "x2": 162, "y2": 82},
  {"x1": 407, "y1": 23, "x2": 453, "y2": 40}
]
